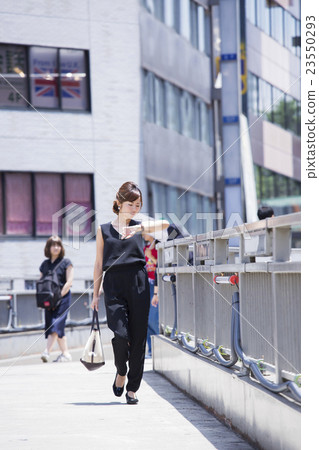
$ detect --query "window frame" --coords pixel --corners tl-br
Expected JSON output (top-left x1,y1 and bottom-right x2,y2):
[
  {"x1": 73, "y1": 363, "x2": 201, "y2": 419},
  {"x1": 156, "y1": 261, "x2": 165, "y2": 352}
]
[
  {"x1": 0, "y1": 171, "x2": 95, "y2": 238},
  {"x1": 0, "y1": 43, "x2": 91, "y2": 112}
]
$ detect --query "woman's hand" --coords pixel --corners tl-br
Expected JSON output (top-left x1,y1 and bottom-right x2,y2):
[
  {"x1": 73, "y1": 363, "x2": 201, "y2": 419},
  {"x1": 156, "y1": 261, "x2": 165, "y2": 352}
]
[
  {"x1": 121, "y1": 224, "x2": 140, "y2": 239},
  {"x1": 151, "y1": 294, "x2": 158, "y2": 307},
  {"x1": 91, "y1": 296, "x2": 100, "y2": 311}
]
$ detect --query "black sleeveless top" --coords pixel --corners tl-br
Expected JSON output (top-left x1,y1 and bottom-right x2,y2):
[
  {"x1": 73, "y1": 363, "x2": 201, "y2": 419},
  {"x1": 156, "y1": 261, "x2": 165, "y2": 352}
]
[{"x1": 100, "y1": 220, "x2": 146, "y2": 271}]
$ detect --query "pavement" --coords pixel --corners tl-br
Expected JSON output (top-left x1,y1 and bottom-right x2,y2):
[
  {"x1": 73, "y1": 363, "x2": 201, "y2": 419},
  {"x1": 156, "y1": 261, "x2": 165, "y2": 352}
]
[{"x1": 0, "y1": 346, "x2": 254, "y2": 450}]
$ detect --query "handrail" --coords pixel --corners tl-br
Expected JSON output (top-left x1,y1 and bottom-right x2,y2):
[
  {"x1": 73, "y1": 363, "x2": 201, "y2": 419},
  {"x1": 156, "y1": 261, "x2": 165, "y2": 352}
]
[{"x1": 157, "y1": 213, "x2": 301, "y2": 403}]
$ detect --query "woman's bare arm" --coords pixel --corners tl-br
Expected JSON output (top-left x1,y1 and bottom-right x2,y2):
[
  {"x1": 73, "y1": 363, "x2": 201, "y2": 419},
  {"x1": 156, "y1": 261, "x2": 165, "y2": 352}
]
[{"x1": 91, "y1": 227, "x2": 104, "y2": 311}]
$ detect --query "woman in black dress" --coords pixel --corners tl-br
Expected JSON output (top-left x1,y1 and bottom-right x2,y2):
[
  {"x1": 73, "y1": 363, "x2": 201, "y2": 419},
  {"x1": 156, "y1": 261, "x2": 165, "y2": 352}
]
[
  {"x1": 40, "y1": 236, "x2": 74, "y2": 363},
  {"x1": 91, "y1": 181, "x2": 169, "y2": 404}
]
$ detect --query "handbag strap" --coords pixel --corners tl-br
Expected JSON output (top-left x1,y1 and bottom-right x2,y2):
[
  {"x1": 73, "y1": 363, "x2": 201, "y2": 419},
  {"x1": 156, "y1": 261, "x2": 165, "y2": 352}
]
[{"x1": 91, "y1": 309, "x2": 101, "y2": 332}]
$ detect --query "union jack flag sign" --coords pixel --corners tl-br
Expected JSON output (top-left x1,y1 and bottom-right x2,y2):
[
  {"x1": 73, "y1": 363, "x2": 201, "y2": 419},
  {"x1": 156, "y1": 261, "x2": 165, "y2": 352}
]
[
  {"x1": 34, "y1": 67, "x2": 58, "y2": 98},
  {"x1": 61, "y1": 71, "x2": 81, "y2": 99}
]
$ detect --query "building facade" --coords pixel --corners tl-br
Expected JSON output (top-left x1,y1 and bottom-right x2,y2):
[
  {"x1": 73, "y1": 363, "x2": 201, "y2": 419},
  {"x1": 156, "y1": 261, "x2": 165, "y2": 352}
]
[
  {"x1": 0, "y1": 0, "x2": 301, "y2": 326},
  {"x1": 245, "y1": 0, "x2": 301, "y2": 216}
]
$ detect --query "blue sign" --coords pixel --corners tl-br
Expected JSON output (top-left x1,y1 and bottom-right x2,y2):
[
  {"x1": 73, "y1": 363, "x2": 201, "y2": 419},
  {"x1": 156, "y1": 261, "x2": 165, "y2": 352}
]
[
  {"x1": 225, "y1": 178, "x2": 241, "y2": 186},
  {"x1": 223, "y1": 115, "x2": 239, "y2": 123},
  {"x1": 221, "y1": 53, "x2": 237, "y2": 61}
]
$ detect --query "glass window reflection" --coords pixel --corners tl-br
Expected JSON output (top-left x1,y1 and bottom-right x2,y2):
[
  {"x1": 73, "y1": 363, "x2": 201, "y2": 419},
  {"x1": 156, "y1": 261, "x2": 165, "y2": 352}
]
[
  {"x1": 154, "y1": 76, "x2": 165, "y2": 126},
  {"x1": 258, "y1": 79, "x2": 272, "y2": 120},
  {"x1": 180, "y1": 0, "x2": 191, "y2": 41},
  {"x1": 246, "y1": 0, "x2": 256, "y2": 25},
  {"x1": 165, "y1": 81, "x2": 180, "y2": 132},
  {"x1": 272, "y1": 86, "x2": 285, "y2": 128},
  {"x1": 270, "y1": 3, "x2": 284, "y2": 45},
  {"x1": 284, "y1": 10, "x2": 296, "y2": 53},
  {"x1": 163, "y1": 0, "x2": 175, "y2": 29},
  {"x1": 256, "y1": 0, "x2": 270, "y2": 35},
  {"x1": 248, "y1": 72, "x2": 258, "y2": 117},
  {"x1": 180, "y1": 91, "x2": 195, "y2": 138}
]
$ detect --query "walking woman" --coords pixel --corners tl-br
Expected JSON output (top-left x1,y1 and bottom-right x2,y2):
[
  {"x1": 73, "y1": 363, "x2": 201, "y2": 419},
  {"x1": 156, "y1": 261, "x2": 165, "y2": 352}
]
[
  {"x1": 91, "y1": 181, "x2": 169, "y2": 404},
  {"x1": 40, "y1": 236, "x2": 74, "y2": 363}
]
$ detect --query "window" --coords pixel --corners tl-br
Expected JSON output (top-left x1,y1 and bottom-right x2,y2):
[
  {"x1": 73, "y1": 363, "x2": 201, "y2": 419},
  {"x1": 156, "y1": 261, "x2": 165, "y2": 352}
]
[
  {"x1": 272, "y1": 86, "x2": 285, "y2": 128},
  {"x1": 256, "y1": 0, "x2": 270, "y2": 35},
  {"x1": 35, "y1": 173, "x2": 63, "y2": 236},
  {"x1": 60, "y1": 49, "x2": 89, "y2": 111},
  {"x1": 5, "y1": 173, "x2": 33, "y2": 235},
  {"x1": 0, "y1": 172, "x2": 94, "y2": 237},
  {"x1": 197, "y1": 5, "x2": 206, "y2": 54},
  {"x1": 165, "y1": 81, "x2": 180, "y2": 132},
  {"x1": 246, "y1": 0, "x2": 256, "y2": 25},
  {"x1": 29, "y1": 47, "x2": 59, "y2": 109},
  {"x1": 142, "y1": 0, "x2": 210, "y2": 55},
  {"x1": 180, "y1": 91, "x2": 194, "y2": 138},
  {"x1": 248, "y1": 72, "x2": 258, "y2": 117},
  {"x1": 270, "y1": 2, "x2": 284, "y2": 45},
  {"x1": 186, "y1": 191, "x2": 198, "y2": 235},
  {"x1": 180, "y1": 0, "x2": 191, "y2": 41},
  {"x1": 255, "y1": 165, "x2": 301, "y2": 201},
  {"x1": 64, "y1": 174, "x2": 93, "y2": 236},
  {"x1": 258, "y1": 79, "x2": 272, "y2": 120},
  {"x1": 143, "y1": 70, "x2": 214, "y2": 144},
  {"x1": 296, "y1": 100, "x2": 301, "y2": 135},
  {"x1": 284, "y1": 11, "x2": 296, "y2": 53},
  {"x1": 295, "y1": 20, "x2": 301, "y2": 57},
  {"x1": 199, "y1": 101, "x2": 211, "y2": 145},
  {"x1": 190, "y1": 1, "x2": 198, "y2": 49},
  {"x1": 143, "y1": 71, "x2": 155, "y2": 122},
  {"x1": 154, "y1": 76, "x2": 165, "y2": 126},
  {"x1": 144, "y1": 0, "x2": 164, "y2": 21},
  {"x1": 164, "y1": 0, "x2": 176, "y2": 29},
  {"x1": 0, "y1": 43, "x2": 90, "y2": 111},
  {"x1": 148, "y1": 180, "x2": 215, "y2": 235},
  {"x1": 285, "y1": 95, "x2": 298, "y2": 134},
  {"x1": 248, "y1": 1, "x2": 300, "y2": 58},
  {"x1": 0, "y1": 44, "x2": 28, "y2": 108},
  {"x1": 150, "y1": 181, "x2": 167, "y2": 219},
  {"x1": 260, "y1": 167, "x2": 275, "y2": 199}
]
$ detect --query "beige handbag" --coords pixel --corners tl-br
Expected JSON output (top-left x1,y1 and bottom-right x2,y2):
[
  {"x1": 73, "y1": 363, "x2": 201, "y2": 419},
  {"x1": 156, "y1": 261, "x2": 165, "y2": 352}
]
[{"x1": 80, "y1": 310, "x2": 105, "y2": 371}]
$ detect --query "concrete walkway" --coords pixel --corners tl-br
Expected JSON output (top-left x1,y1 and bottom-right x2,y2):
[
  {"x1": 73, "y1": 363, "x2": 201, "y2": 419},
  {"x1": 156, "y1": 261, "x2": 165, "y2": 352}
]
[{"x1": 0, "y1": 347, "x2": 254, "y2": 450}]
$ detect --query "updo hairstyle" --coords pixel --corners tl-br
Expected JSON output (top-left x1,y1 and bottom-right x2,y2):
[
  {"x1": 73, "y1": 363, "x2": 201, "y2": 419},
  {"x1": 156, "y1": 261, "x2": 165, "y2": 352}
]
[{"x1": 113, "y1": 181, "x2": 143, "y2": 215}]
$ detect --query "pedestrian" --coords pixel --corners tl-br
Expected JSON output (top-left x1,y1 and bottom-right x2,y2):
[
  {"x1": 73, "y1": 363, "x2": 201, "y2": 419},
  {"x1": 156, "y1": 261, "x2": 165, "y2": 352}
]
[
  {"x1": 257, "y1": 205, "x2": 274, "y2": 220},
  {"x1": 91, "y1": 181, "x2": 169, "y2": 404},
  {"x1": 144, "y1": 234, "x2": 159, "y2": 358},
  {"x1": 40, "y1": 236, "x2": 74, "y2": 363}
]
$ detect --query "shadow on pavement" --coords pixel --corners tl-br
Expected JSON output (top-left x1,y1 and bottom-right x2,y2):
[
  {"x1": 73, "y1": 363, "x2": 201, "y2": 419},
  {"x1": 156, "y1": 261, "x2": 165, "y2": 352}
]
[{"x1": 142, "y1": 370, "x2": 255, "y2": 450}]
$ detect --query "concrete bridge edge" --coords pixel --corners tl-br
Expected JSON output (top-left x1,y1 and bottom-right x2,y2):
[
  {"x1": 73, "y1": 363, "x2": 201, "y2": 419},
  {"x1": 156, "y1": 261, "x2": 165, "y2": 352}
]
[{"x1": 152, "y1": 335, "x2": 300, "y2": 450}]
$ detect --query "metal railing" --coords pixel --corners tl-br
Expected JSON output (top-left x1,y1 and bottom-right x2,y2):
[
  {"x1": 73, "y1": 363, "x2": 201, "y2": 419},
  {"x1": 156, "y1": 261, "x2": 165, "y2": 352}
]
[
  {"x1": 157, "y1": 212, "x2": 301, "y2": 402},
  {"x1": 0, "y1": 282, "x2": 107, "y2": 334}
]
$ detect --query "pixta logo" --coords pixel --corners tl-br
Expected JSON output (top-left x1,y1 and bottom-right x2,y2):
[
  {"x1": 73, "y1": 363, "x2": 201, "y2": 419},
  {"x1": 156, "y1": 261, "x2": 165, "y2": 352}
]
[{"x1": 52, "y1": 203, "x2": 96, "y2": 249}]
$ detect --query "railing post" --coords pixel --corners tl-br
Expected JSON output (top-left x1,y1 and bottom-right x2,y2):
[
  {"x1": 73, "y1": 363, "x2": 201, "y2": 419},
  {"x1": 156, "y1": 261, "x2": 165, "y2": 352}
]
[
  {"x1": 214, "y1": 238, "x2": 228, "y2": 264},
  {"x1": 273, "y1": 227, "x2": 291, "y2": 262}
]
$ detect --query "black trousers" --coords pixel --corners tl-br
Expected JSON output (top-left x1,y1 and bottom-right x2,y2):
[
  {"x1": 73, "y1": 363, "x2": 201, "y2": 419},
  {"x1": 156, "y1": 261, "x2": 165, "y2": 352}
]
[{"x1": 103, "y1": 265, "x2": 150, "y2": 393}]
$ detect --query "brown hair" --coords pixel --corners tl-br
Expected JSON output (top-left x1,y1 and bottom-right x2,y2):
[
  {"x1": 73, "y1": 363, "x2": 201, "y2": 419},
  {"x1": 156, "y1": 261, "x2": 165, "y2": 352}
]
[
  {"x1": 113, "y1": 181, "x2": 143, "y2": 215},
  {"x1": 44, "y1": 235, "x2": 65, "y2": 258}
]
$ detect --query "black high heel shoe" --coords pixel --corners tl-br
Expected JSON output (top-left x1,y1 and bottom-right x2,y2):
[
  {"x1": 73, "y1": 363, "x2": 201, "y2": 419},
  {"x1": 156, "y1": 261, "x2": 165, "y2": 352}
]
[
  {"x1": 112, "y1": 373, "x2": 124, "y2": 397},
  {"x1": 125, "y1": 392, "x2": 139, "y2": 404}
]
